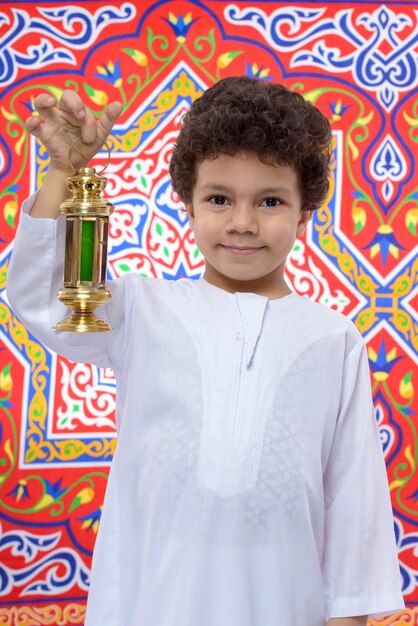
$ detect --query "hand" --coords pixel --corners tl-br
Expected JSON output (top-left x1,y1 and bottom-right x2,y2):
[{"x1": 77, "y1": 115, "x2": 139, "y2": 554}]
[{"x1": 25, "y1": 90, "x2": 123, "y2": 174}]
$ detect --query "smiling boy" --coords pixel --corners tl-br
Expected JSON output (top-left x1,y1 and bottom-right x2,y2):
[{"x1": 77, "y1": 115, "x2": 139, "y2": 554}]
[
  {"x1": 185, "y1": 154, "x2": 309, "y2": 298},
  {"x1": 7, "y1": 76, "x2": 404, "y2": 626}
]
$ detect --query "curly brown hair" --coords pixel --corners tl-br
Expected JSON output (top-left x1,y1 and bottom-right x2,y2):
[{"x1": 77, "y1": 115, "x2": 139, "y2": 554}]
[{"x1": 169, "y1": 76, "x2": 332, "y2": 210}]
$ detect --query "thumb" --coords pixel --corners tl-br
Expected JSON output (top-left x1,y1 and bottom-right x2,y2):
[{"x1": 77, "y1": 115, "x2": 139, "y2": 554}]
[{"x1": 99, "y1": 101, "x2": 123, "y2": 136}]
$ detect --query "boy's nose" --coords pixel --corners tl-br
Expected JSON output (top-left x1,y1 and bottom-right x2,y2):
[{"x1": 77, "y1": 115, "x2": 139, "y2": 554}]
[{"x1": 226, "y1": 205, "x2": 258, "y2": 233}]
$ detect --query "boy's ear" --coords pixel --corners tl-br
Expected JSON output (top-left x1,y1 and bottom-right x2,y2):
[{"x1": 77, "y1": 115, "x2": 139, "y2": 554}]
[
  {"x1": 296, "y1": 209, "x2": 313, "y2": 236},
  {"x1": 185, "y1": 203, "x2": 194, "y2": 228}
]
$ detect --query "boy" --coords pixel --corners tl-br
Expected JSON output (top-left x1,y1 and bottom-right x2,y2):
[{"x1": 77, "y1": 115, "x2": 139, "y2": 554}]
[{"x1": 7, "y1": 77, "x2": 404, "y2": 626}]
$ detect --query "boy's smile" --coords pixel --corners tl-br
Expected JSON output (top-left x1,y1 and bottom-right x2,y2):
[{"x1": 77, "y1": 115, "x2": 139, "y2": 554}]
[{"x1": 186, "y1": 153, "x2": 312, "y2": 299}]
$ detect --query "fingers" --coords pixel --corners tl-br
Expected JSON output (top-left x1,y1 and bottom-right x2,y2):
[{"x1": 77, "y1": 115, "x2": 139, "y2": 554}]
[
  {"x1": 25, "y1": 91, "x2": 123, "y2": 151},
  {"x1": 33, "y1": 94, "x2": 57, "y2": 119},
  {"x1": 106, "y1": 101, "x2": 123, "y2": 124},
  {"x1": 26, "y1": 91, "x2": 81, "y2": 139},
  {"x1": 97, "y1": 101, "x2": 123, "y2": 139},
  {"x1": 59, "y1": 90, "x2": 97, "y2": 144},
  {"x1": 25, "y1": 115, "x2": 41, "y2": 135},
  {"x1": 58, "y1": 89, "x2": 86, "y2": 121},
  {"x1": 25, "y1": 93, "x2": 56, "y2": 137}
]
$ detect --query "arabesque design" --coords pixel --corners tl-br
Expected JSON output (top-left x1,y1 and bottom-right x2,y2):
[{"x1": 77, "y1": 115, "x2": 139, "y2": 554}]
[{"x1": 0, "y1": 2, "x2": 416, "y2": 624}]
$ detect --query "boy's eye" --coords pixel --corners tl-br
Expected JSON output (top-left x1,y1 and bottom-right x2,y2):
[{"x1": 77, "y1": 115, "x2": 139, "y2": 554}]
[
  {"x1": 209, "y1": 195, "x2": 229, "y2": 205},
  {"x1": 261, "y1": 197, "x2": 282, "y2": 207}
]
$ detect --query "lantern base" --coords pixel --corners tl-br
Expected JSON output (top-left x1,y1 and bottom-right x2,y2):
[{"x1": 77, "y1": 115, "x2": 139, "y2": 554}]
[
  {"x1": 55, "y1": 286, "x2": 112, "y2": 332},
  {"x1": 54, "y1": 312, "x2": 112, "y2": 333}
]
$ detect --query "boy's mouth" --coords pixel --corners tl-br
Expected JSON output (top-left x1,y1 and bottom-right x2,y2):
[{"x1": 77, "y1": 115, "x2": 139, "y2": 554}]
[{"x1": 221, "y1": 244, "x2": 265, "y2": 255}]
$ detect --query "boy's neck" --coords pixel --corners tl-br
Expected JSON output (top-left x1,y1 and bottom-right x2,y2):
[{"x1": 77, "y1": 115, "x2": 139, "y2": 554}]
[{"x1": 202, "y1": 271, "x2": 292, "y2": 300}]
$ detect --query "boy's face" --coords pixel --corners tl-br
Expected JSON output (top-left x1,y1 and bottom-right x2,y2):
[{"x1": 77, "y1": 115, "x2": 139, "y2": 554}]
[{"x1": 186, "y1": 153, "x2": 311, "y2": 299}]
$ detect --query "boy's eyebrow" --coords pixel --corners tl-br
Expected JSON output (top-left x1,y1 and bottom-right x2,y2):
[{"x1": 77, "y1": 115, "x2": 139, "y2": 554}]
[
  {"x1": 197, "y1": 183, "x2": 233, "y2": 193},
  {"x1": 198, "y1": 183, "x2": 293, "y2": 195}
]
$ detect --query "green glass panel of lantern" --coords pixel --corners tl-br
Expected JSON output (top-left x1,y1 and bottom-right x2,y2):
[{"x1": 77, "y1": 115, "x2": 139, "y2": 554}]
[{"x1": 80, "y1": 220, "x2": 95, "y2": 282}]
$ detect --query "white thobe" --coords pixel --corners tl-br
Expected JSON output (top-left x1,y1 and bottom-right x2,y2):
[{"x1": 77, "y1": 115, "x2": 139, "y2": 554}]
[{"x1": 6, "y1": 199, "x2": 405, "y2": 626}]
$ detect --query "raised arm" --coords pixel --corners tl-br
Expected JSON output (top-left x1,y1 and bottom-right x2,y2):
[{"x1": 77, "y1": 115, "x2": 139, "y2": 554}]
[
  {"x1": 25, "y1": 90, "x2": 122, "y2": 218},
  {"x1": 6, "y1": 90, "x2": 125, "y2": 369}
]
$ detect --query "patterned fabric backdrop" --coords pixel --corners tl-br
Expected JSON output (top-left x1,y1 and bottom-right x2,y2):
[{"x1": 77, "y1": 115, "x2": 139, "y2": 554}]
[{"x1": 0, "y1": 1, "x2": 417, "y2": 624}]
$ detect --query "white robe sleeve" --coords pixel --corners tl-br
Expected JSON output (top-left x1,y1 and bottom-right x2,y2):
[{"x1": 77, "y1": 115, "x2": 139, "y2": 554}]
[
  {"x1": 6, "y1": 195, "x2": 128, "y2": 371},
  {"x1": 322, "y1": 332, "x2": 404, "y2": 619}
]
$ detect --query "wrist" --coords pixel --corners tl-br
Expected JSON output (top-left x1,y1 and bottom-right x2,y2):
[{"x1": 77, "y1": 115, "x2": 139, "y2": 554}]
[
  {"x1": 30, "y1": 167, "x2": 72, "y2": 219},
  {"x1": 47, "y1": 165, "x2": 74, "y2": 180}
]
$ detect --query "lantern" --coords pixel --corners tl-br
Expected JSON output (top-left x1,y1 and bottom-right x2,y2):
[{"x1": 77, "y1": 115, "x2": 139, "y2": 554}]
[{"x1": 54, "y1": 159, "x2": 114, "y2": 332}]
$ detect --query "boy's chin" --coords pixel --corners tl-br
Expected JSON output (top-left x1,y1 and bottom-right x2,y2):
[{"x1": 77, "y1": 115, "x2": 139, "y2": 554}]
[{"x1": 206, "y1": 269, "x2": 280, "y2": 287}]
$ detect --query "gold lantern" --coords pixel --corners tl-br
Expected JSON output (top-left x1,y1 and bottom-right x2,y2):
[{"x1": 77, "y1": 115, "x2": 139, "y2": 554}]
[{"x1": 55, "y1": 143, "x2": 114, "y2": 332}]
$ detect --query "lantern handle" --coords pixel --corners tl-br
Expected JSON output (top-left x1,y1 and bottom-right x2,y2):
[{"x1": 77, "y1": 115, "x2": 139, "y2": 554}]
[{"x1": 68, "y1": 138, "x2": 112, "y2": 175}]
